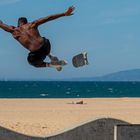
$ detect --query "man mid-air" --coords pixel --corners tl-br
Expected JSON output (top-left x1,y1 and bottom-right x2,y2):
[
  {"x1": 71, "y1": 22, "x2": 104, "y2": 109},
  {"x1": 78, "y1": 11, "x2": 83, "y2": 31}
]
[{"x1": 0, "y1": 6, "x2": 75, "y2": 71}]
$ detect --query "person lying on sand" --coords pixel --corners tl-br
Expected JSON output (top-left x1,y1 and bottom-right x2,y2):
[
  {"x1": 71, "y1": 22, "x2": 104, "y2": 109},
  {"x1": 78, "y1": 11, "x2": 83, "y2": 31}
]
[{"x1": 67, "y1": 100, "x2": 87, "y2": 104}]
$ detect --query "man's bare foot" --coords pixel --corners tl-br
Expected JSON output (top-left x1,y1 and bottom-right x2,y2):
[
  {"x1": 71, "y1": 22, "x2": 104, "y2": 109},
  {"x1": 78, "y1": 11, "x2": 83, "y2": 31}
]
[
  {"x1": 49, "y1": 64, "x2": 62, "y2": 71},
  {"x1": 51, "y1": 60, "x2": 67, "y2": 66}
]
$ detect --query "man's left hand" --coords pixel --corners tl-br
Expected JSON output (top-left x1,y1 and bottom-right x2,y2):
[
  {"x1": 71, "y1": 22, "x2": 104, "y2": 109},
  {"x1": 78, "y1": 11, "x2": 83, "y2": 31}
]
[{"x1": 65, "y1": 6, "x2": 75, "y2": 16}]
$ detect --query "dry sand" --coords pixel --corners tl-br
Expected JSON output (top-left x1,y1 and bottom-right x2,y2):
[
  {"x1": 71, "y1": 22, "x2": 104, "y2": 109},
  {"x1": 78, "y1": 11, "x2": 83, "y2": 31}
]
[{"x1": 0, "y1": 98, "x2": 140, "y2": 136}]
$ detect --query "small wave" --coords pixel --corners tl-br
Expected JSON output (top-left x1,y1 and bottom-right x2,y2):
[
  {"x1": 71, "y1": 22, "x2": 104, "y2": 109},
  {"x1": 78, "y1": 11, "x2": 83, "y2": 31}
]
[
  {"x1": 108, "y1": 88, "x2": 114, "y2": 93},
  {"x1": 66, "y1": 91, "x2": 71, "y2": 94},
  {"x1": 40, "y1": 94, "x2": 48, "y2": 97},
  {"x1": 67, "y1": 88, "x2": 71, "y2": 90}
]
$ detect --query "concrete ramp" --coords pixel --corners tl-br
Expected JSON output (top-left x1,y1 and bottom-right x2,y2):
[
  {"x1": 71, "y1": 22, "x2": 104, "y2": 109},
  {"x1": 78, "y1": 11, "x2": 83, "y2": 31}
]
[
  {"x1": 0, "y1": 126, "x2": 42, "y2": 140},
  {"x1": 1, "y1": 118, "x2": 140, "y2": 140},
  {"x1": 46, "y1": 118, "x2": 129, "y2": 140}
]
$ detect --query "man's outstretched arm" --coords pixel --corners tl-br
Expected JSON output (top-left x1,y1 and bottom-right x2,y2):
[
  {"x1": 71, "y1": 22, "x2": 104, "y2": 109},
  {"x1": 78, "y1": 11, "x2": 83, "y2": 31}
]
[
  {"x1": 0, "y1": 20, "x2": 14, "y2": 33},
  {"x1": 32, "y1": 6, "x2": 75, "y2": 27}
]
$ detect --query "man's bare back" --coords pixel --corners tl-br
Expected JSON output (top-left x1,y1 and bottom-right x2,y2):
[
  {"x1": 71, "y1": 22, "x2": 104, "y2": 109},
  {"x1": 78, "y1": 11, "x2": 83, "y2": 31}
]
[
  {"x1": 12, "y1": 23, "x2": 44, "y2": 51},
  {"x1": 0, "y1": 6, "x2": 75, "y2": 69}
]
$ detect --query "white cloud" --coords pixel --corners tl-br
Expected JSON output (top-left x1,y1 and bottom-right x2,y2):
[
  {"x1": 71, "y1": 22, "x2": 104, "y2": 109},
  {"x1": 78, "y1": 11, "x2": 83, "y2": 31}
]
[{"x1": 0, "y1": 0, "x2": 21, "y2": 5}]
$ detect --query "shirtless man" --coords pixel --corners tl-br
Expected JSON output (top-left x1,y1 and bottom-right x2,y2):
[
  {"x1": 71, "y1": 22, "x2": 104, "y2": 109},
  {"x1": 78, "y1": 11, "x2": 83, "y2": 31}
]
[{"x1": 0, "y1": 6, "x2": 75, "y2": 71}]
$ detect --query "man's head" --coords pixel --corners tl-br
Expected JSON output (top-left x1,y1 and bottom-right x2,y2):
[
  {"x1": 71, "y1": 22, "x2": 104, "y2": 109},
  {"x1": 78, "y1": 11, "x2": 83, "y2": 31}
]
[{"x1": 18, "y1": 17, "x2": 28, "y2": 27}]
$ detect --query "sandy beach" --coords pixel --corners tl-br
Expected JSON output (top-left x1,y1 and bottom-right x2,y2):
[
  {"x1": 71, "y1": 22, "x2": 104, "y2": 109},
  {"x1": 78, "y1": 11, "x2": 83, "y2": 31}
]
[{"x1": 0, "y1": 98, "x2": 140, "y2": 136}]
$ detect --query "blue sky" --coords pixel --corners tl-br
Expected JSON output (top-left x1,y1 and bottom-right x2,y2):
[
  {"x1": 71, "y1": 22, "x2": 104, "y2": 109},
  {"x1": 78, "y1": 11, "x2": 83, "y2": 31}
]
[{"x1": 0, "y1": 0, "x2": 140, "y2": 80}]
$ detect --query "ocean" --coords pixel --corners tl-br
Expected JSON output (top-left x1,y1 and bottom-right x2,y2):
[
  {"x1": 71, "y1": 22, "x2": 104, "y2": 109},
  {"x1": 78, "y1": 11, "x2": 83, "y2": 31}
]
[{"x1": 0, "y1": 81, "x2": 140, "y2": 98}]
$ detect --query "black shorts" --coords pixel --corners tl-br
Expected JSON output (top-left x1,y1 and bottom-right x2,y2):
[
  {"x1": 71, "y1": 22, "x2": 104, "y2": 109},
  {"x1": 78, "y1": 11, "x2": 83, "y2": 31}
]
[{"x1": 27, "y1": 38, "x2": 51, "y2": 67}]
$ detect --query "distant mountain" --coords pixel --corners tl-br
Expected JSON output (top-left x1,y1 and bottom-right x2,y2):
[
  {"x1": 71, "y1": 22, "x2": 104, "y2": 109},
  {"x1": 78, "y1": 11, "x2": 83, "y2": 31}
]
[{"x1": 70, "y1": 69, "x2": 140, "y2": 81}]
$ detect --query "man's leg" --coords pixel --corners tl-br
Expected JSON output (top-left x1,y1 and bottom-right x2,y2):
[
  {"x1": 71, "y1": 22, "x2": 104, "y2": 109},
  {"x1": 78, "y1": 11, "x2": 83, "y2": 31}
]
[
  {"x1": 27, "y1": 54, "x2": 62, "y2": 71},
  {"x1": 48, "y1": 54, "x2": 67, "y2": 66},
  {"x1": 34, "y1": 62, "x2": 62, "y2": 71},
  {"x1": 48, "y1": 54, "x2": 59, "y2": 62},
  {"x1": 33, "y1": 62, "x2": 50, "y2": 68}
]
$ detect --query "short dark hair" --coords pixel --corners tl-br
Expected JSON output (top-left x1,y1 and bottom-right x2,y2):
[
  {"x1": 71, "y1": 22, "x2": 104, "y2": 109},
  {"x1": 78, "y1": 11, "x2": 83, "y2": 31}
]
[{"x1": 18, "y1": 17, "x2": 28, "y2": 26}]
